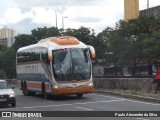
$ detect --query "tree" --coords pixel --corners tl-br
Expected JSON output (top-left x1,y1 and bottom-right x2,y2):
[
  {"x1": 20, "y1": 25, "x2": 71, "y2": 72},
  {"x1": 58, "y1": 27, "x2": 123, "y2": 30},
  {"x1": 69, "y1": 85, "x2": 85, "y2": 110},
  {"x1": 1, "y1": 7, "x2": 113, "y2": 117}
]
[
  {"x1": 143, "y1": 32, "x2": 160, "y2": 62},
  {"x1": 0, "y1": 47, "x2": 16, "y2": 78},
  {"x1": 13, "y1": 34, "x2": 37, "y2": 50},
  {"x1": 65, "y1": 26, "x2": 96, "y2": 45},
  {"x1": 31, "y1": 26, "x2": 60, "y2": 41},
  {"x1": 0, "y1": 69, "x2": 7, "y2": 78}
]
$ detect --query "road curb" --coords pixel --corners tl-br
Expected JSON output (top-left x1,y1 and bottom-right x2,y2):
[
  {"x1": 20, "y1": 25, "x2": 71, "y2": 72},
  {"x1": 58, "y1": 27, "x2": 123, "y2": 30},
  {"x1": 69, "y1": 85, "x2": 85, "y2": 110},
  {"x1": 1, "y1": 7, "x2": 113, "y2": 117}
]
[{"x1": 94, "y1": 90, "x2": 160, "y2": 103}]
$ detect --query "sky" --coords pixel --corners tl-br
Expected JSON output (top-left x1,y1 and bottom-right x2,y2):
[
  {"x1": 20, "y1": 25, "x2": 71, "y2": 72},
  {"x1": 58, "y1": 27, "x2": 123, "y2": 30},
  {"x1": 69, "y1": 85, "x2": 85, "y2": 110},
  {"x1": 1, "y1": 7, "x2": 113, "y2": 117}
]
[{"x1": 0, "y1": 0, "x2": 160, "y2": 35}]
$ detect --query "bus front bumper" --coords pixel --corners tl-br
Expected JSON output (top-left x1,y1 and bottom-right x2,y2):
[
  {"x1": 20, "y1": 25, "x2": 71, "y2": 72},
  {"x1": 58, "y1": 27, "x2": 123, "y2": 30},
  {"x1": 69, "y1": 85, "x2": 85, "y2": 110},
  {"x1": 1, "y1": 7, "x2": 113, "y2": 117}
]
[{"x1": 52, "y1": 86, "x2": 94, "y2": 95}]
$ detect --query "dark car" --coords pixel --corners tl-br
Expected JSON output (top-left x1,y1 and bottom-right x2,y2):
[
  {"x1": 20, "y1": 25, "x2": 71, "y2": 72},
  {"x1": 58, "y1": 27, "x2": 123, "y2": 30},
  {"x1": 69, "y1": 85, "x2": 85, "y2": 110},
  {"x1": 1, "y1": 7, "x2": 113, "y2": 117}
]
[{"x1": 0, "y1": 80, "x2": 16, "y2": 107}]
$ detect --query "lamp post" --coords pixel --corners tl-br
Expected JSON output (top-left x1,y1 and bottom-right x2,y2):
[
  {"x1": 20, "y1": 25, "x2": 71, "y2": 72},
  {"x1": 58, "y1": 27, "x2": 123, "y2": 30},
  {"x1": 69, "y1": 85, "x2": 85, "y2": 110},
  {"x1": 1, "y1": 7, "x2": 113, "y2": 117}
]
[
  {"x1": 62, "y1": 16, "x2": 68, "y2": 30},
  {"x1": 52, "y1": 9, "x2": 57, "y2": 28},
  {"x1": 147, "y1": 0, "x2": 149, "y2": 9},
  {"x1": 147, "y1": 0, "x2": 149, "y2": 15},
  {"x1": 54, "y1": 10, "x2": 57, "y2": 28}
]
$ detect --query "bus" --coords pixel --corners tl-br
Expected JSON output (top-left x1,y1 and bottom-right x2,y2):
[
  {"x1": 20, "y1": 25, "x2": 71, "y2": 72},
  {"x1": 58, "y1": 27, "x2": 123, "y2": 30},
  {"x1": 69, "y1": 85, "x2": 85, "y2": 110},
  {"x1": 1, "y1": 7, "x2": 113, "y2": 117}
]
[{"x1": 16, "y1": 36, "x2": 96, "y2": 98}]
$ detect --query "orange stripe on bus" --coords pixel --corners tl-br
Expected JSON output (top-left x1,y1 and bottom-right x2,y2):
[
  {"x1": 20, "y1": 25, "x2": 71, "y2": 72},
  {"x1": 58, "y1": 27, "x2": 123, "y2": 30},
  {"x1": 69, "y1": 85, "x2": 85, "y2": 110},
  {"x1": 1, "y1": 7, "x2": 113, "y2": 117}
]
[
  {"x1": 27, "y1": 82, "x2": 50, "y2": 90},
  {"x1": 27, "y1": 82, "x2": 41, "y2": 89},
  {"x1": 48, "y1": 37, "x2": 80, "y2": 45},
  {"x1": 52, "y1": 86, "x2": 94, "y2": 95}
]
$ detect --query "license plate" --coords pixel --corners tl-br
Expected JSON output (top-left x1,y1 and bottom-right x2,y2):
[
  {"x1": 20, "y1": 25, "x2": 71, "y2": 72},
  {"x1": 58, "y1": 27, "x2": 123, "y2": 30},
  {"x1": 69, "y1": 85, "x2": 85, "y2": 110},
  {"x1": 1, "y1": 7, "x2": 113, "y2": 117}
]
[{"x1": 0, "y1": 99, "x2": 6, "y2": 102}]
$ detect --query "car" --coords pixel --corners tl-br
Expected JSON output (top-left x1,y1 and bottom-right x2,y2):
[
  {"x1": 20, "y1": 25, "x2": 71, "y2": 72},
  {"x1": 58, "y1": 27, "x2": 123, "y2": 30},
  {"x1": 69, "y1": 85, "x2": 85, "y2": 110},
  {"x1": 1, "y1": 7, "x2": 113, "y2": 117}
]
[{"x1": 0, "y1": 80, "x2": 16, "y2": 107}]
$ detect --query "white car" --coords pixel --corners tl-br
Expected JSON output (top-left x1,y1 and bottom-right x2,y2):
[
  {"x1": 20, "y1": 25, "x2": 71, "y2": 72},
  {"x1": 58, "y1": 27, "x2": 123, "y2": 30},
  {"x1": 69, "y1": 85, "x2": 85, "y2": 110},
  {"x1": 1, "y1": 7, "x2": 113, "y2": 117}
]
[{"x1": 0, "y1": 80, "x2": 16, "y2": 107}]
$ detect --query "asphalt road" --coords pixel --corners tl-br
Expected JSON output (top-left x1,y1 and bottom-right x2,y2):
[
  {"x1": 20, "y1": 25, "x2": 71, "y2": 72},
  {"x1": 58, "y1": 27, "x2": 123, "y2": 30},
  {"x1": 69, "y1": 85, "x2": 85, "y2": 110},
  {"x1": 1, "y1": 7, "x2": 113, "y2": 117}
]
[{"x1": 0, "y1": 87, "x2": 160, "y2": 120}]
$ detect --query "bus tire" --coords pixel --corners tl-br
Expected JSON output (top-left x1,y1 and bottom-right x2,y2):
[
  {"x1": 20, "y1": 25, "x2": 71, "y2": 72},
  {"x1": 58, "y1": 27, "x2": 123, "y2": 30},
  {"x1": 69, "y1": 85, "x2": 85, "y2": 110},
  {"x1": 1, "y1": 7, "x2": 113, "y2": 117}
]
[
  {"x1": 23, "y1": 82, "x2": 28, "y2": 96},
  {"x1": 77, "y1": 94, "x2": 83, "y2": 98},
  {"x1": 23, "y1": 82, "x2": 33, "y2": 96},
  {"x1": 21, "y1": 81, "x2": 23, "y2": 90},
  {"x1": 42, "y1": 83, "x2": 49, "y2": 99}
]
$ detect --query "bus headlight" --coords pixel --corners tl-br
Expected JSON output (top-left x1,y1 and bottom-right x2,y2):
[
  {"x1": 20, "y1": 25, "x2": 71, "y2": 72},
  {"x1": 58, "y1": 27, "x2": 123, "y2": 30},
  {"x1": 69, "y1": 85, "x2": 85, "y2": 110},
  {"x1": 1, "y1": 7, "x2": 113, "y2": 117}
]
[
  {"x1": 53, "y1": 84, "x2": 63, "y2": 89},
  {"x1": 53, "y1": 85, "x2": 58, "y2": 88},
  {"x1": 54, "y1": 85, "x2": 57, "y2": 88},
  {"x1": 87, "y1": 82, "x2": 93, "y2": 86}
]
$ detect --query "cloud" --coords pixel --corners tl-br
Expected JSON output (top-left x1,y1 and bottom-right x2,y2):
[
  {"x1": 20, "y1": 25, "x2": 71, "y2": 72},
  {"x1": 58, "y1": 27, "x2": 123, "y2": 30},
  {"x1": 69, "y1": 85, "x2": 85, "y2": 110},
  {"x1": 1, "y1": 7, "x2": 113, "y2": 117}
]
[
  {"x1": 9, "y1": 18, "x2": 52, "y2": 34},
  {"x1": 1, "y1": 0, "x2": 160, "y2": 35},
  {"x1": 0, "y1": 0, "x2": 124, "y2": 34},
  {"x1": 31, "y1": 7, "x2": 55, "y2": 25},
  {"x1": 0, "y1": 7, "x2": 32, "y2": 25},
  {"x1": 139, "y1": 0, "x2": 160, "y2": 10},
  {"x1": 13, "y1": 0, "x2": 106, "y2": 7},
  {"x1": 72, "y1": 17, "x2": 102, "y2": 23}
]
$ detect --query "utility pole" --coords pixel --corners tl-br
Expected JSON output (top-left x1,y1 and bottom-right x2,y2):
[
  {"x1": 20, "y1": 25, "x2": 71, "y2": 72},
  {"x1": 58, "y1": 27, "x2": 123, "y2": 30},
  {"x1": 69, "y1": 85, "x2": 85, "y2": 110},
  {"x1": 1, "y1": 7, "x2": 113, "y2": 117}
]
[
  {"x1": 147, "y1": 0, "x2": 149, "y2": 15},
  {"x1": 55, "y1": 10, "x2": 57, "y2": 28},
  {"x1": 62, "y1": 16, "x2": 68, "y2": 29},
  {"x1": 61, "y1": 16, "x2": 68, "y2": 36},
  {"x1": 147, "y1": 0, "x2": 149, "y2": 9}
]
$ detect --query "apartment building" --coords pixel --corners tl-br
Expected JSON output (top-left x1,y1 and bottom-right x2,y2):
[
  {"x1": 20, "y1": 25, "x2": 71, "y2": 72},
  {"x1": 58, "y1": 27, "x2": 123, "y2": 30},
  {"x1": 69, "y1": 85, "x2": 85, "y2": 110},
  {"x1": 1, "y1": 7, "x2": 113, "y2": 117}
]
[{"x1": 0, "y1": 26, "x2": 16, "y2": 47}]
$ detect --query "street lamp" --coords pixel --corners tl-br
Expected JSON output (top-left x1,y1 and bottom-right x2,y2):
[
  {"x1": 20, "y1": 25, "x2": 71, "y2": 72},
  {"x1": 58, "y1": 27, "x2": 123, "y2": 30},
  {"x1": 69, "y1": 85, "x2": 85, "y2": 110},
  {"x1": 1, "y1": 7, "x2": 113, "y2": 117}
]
[
  {"x1": 147, "y1": 0, "x2": 149, "y2": 15},
  {"x1": 147, "y1": 0, "x2": 149, "y2": 9},
  {"x1": 52, "y1": 9, "x2": 57, "y2": 28},
  {"x1": 55, "y1": 10, "x2": 57, "y2": 28},
  {"x1": 62, "y1": 16, "x2": 68, "y2": 30}
]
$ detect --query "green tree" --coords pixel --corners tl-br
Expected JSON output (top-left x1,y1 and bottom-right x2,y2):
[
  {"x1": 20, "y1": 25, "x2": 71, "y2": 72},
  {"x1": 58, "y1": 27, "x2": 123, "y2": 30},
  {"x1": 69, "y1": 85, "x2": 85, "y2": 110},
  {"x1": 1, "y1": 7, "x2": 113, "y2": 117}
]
[
  {"x1": 0, "y1": 47, "x2": 16, "y2": 78},
  {"x1": 97, "y1": 15, "x2": 160, "y2": 76},
  {"x1": 31, "y1": 26, "x2": 60, "y2": 41},
  {"x1": 143, "y1": 32, "x2": 160, "y2": 62},
  {"x1": 0, "y1": 69, "x2": 7, "y2": 78},
  {"x1": 65, "y1": 26, "x2": 96, "y2": 45},
  {"x1": 13, "y1": 34, "x2": 36, "y2": 50}
]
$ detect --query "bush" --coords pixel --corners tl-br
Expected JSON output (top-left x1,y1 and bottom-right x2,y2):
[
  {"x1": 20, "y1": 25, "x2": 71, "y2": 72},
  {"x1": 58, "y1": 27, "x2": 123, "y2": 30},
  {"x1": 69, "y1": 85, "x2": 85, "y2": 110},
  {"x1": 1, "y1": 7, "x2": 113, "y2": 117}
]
[{"x1": 0, "y1": 69, "x2": 7, "y2": 79}]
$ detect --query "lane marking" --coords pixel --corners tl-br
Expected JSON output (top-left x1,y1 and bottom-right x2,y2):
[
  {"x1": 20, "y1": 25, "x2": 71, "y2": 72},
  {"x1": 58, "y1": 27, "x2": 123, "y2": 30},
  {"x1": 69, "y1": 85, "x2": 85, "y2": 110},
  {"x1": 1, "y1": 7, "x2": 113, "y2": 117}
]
[
  {"x1": 125, "y1": 99, "x2": 160, "y2": 106},
  {"x1": 92, "y1": 93, "x2": 160, "y2": 106},
  {"x1": 0, "y1": 99, "x2": 125, "y2": 110},
  {"x1": 75, "y1": 106, "x2": 93, "y2": 111},
  {"x1": 73, "y1": 99, "x2": 125, "y2": 105},
  {"x1": 22, "y1": 103, "x2": 72, "y2": 109},
  {"x1": 22, "y1": 99, "x2": 125, "y2": 109},
  {"x1": 136, "y1": 118, "x2": 149, "y2": 120},
  {"x1": 90, "y1": 93, "x2": 123, "y2": 100}
]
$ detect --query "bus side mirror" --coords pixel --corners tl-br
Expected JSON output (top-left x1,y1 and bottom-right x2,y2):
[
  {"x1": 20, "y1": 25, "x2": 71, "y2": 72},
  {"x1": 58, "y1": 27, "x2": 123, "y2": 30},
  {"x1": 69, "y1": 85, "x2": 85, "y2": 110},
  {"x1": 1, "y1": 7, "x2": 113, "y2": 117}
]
[{"x1": 88, "y1": 46, "x2": 96, "y2": 59}]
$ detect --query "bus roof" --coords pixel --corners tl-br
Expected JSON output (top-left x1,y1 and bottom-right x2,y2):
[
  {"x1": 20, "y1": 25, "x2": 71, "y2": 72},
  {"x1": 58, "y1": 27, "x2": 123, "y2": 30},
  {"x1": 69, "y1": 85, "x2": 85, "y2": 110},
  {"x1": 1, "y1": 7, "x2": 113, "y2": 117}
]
[
  {"x1": 38, "y1": 36, "x2": 80, "y2": 45},
  {"x1": 17, "y1": 36, "x2": 87, "y2": 52}
]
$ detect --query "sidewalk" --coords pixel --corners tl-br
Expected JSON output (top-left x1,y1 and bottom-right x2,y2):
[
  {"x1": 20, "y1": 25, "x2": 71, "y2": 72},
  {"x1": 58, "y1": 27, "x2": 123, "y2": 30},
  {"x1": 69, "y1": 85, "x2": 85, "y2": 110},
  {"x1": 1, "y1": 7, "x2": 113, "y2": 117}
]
[{"x1": 94, "y1": 89, "x2": 160, "y2": 103}]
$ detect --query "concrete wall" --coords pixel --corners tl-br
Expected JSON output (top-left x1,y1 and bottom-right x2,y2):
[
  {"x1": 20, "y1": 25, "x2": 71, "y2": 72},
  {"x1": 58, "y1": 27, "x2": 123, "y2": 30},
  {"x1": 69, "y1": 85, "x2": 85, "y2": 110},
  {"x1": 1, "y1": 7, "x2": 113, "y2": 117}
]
[
  {"x1": 140, "y1": 5, "x2": 160, "y2": 17},
  {"x1": 93, "y1": 78, "x2": 155, "y2": 92}
]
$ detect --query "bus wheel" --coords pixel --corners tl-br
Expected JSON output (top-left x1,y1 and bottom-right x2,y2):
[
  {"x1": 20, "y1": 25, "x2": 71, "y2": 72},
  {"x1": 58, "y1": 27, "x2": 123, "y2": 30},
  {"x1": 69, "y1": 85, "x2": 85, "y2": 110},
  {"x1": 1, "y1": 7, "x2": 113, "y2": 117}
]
[
  {"x1": 23, "y1": 83, "x2": 28, "y2": 96},
  {"x1": 42, "y1": 85, "x2": 49, "y2": 99},
  {"x1": 77, "y1": 94, "x2": 83, "y2": 98},
  {"x1": 23, "y1": 83, "x2": 32, "y2": 96}
]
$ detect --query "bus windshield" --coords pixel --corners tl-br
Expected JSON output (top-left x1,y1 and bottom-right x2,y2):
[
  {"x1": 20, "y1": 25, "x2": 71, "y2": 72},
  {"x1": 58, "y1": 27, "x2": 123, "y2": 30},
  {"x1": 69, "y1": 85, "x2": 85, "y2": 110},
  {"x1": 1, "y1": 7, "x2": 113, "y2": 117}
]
[{"x1": 52, "y1": 48, "x2": 91, "y2": 82}]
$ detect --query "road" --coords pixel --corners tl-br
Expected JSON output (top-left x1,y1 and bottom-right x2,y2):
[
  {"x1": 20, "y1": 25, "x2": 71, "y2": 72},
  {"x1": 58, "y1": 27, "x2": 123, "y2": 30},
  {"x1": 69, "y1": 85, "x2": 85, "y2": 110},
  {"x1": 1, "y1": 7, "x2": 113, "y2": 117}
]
[{"x1": 0, "y1": 87, "x2": 160, "y2": 120}]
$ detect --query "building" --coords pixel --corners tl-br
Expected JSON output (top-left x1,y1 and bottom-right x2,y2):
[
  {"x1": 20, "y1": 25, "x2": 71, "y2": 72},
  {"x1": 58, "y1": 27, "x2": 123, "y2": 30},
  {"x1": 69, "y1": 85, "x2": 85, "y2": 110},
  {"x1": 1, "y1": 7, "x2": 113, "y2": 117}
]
[
  {"x1": 124, "y1": 0, "x2": 139, "y2": 21},
  {"x1": 0, "y1": 37, "x2": 15, "y2": 47},
  {"x1": 0, "y1": 26, "x2": 15, "y2": 39},
  {"x1": 140, "y1": 5, "x2": 160, "y2": 17},
  {"x1": 0, "y1": 26, "x2": 16, "y2": 47}
]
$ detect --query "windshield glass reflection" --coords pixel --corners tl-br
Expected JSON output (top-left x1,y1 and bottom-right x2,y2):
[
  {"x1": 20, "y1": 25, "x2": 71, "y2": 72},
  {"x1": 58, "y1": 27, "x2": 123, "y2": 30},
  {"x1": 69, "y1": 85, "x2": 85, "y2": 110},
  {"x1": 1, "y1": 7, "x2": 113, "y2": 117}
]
[{"x1": 52, "y1": 49, "x2": 91, "y2": 81}]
